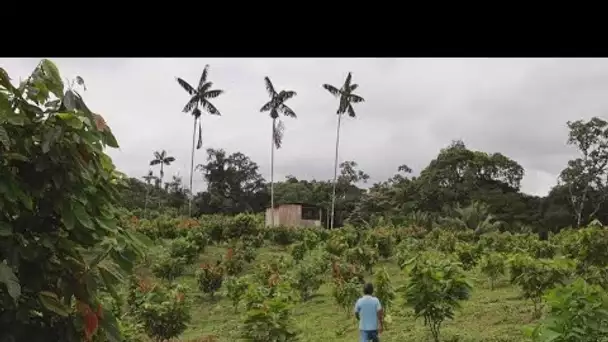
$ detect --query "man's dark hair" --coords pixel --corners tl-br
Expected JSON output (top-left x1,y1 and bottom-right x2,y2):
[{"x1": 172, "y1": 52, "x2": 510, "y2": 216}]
[{"x1": 363, "y1": 282, "x2": 374, "y2": 295}]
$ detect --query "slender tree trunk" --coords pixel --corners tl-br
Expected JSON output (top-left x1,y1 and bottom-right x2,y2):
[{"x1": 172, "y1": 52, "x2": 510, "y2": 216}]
[
  {"x1": 144, "y1": 184, "x2": 149, "y2": 219},
  {"x1": 159, "y1": 164, "x2": 164, "y2": 208},
  {"x1": 189, "y1": 118, "x2": 197, "y2": 217},
  {"x1": 330, "y1": 114, "x2": 342, "y2": 230},
  {"x1": 270, "y1": 118, "x2": 276, "y2": 227}
]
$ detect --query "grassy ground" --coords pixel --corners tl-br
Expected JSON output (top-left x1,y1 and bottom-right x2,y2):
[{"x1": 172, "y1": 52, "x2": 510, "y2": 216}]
[{"x1": 153, "y1": 244, "x2": 537, "y2": 342}]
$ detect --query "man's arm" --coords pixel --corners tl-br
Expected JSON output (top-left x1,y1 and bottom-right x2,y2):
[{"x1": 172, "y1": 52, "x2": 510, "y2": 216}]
[
  {"x1": 376, "y1": 299, "x2": 384, "y2": 332},
  {"x1": 354, "y1": 299, "x2": 361, "y2": 321}
]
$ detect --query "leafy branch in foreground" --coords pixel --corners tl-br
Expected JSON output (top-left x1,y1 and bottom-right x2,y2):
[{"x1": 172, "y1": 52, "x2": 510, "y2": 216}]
[
  {"x1": 402, "y1": 253, "x2": 472, "y2": 342},
  {"x1": 0, "y1": 60, "x2": 149, "y2": 341}
]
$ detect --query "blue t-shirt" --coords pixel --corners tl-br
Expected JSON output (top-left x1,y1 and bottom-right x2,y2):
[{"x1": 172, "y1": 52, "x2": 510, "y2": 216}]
[{"x1": 354, "y1": 295, "x2": 382, "y2": 331}]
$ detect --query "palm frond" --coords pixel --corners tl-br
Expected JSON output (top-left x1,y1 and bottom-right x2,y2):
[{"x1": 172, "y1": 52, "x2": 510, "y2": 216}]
[
  {"x1": 182, "y1": 96, "x2": 199, "y2": 113},
  {"x1": 203, "y1": 89, "x2": 223, "y2": 99},
  {"x1": 278, "y1": 90, "x2": 297, "y2": 102},
  {"x1": 164, "y1": 156, "x2": 176, "y2": 164},
  {"x1": 273, "y1": 120, "x2": 285, "y2": 149},
  {"x1": 202, "y1": 100, "x2": 221, "y2": 116},
  {"x1": 176, "y1": 78, "x2": 195, "y2": 95},
  {"x1": 350, "y1": 84, "x2": 359, "y2": 91},
  {"x1": 160, "y1": 150, "x2": 167, "y2": 158},
  {"x1": 198, "y1": 65, "x2": 210, "y2": 89},
  {"x1": 150, "y1": 160, "x2": 161, "y2": 166},
  {"x1": 338, "y1": 96, "x2": 349, "y2": 114},
  {"x1": 344, "y1": 72, "x2": 353, "y2": 88},
  {"x1": 279, "y1": 104, "x2": 296, "y2": 118},
  {"x1": 347, "y1": 104, "x2": 356, "y2": 118},
  {"x1": 260, "y1": 100, "x2": 273, "y2": 112},
  {"x1": 323, "y1": 84, "x2": 340, "y2": 97},
  {"x1": 153, "y1": 151, "x2": 162, "y2": 159},
  {"x1": 348, "y1": 94, "x2": 365, "y2": 103},
  {"x1": 264, "y1": 77, "x2": 276, "y2": 97}
]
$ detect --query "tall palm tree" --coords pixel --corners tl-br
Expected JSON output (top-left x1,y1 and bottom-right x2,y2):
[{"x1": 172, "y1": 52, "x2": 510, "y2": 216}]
[
  {"x1": 260, "y1": 77, "x2": 297, "y2": 227},
  {"x1": 176, "y1": 65, "x2": 224, "y2": 217},
  {"x1": 149, "y1": 150, "x2": 175, "y2": 191},
  {"x1": 323, "y1": 72, "x2": 365, "y2": 229},
  {"x1": 142, "y1": 170, "x2": 156, "y2": 218}
]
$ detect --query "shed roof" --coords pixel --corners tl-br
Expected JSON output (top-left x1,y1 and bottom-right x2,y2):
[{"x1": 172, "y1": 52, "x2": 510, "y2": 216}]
[{"x1": 269, "y1": 202, "x2": 322, "y2": 209}]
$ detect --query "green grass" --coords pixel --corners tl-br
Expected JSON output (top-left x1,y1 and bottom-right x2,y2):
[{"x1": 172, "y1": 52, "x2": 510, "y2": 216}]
[{"x1": 150, "y1": 243, "x2": 541, "y2": 342}]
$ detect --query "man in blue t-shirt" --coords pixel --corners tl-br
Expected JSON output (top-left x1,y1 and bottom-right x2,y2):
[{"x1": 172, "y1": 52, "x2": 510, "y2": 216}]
[{"x1": 354, "y1": 282, "x2": 383, "y2": 342}]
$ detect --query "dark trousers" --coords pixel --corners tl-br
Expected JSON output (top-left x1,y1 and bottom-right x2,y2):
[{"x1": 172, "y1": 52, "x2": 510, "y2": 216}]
[{"x1": 360, "y1": 330, "x2": 379, "y2": 342}]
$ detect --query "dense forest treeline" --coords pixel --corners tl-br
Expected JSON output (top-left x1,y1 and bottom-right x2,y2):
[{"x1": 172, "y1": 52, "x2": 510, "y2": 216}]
[{"x1": 120, "y1": 115, "x2": 608, "y2": 234}]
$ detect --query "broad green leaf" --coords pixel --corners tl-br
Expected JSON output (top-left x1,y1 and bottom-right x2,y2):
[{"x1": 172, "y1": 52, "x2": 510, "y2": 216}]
[
  {"x1": 0, "y1": 126, "x2": 9, "y2": 148},
  {"x1": 6, "y1": 114, "x2": 25, "y2": 126},
  {"x1": 40, "y1": 60, "x2": 64, "y2": 98},
  {"x1": 0, "y1": 263, "x2": 20, "y2": 300},
  {"x1": 103, "y1": 131, "x2": 119, "y2": 148},
  {"x1": 63, "y1": 90, "x2": 76, "y2": 110},
  {"x1": 87, "y1": 246, "x2": 112, "y2": 269},
  {"x1": 73, "y1": 202, "x2": 94, "y2": 229},
  {"x1": 0, "y1": 92, "x2": 11, "y2": 116},
  {"x1": 98, "y1": 308, "x2": 121, "y2": 342},
  {"x1": 0, "y1": 221, "x2": 12, "y2": 236},
  {"x1": 62, "y1": 202, "x2": 75, "y2": 230},
  {"x1": 56, "y1": 112, "x2": 83, "y2": 129},
  {"x1": 99, "y1": 263, "x2": 126, "y2": 286},
  {"x1": 0, "y1": 68, "x2": 14, "y2": 91},
  {"x1": 38, "y1": 291, "x2": 70, "y2": 317}
]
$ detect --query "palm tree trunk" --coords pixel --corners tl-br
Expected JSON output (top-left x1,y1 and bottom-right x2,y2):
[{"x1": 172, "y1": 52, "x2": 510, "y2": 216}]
[
  {"x1": 144, "y1": 184, "x2": 149, "y2": 219},
  {"x1": 330, "y1": 114, "x2": 342, "y2": 230},
  {"x1": 159, "y1": 164, "x2": 164, "y2": 208},
  {"x1": 189, "y1": 118, "x2": 197, "y2": 217},
  {"x1": 270, "y1": 118, "x2": 276, "y2": 227}
]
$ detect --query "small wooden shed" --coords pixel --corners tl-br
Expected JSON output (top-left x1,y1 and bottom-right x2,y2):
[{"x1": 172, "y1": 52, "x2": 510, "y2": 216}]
[{"x1": 265, "y1": 202, "x2": 323, "y2": 227}]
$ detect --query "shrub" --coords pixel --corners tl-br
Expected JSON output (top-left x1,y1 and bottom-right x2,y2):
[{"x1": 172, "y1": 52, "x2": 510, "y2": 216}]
[
  {"x1": 530, "y1": 239, "x2": 557, "y2": 259},
  {"x1": 510, "y1": 256, "x2": 574, "y2": 317},
  {"x1": 372, "y1": 228, "x2": 394, "y2": 258},
  {"x1": 185, "y1": 227, "x2": 210, "y2": 253},
  {"x1": 332, "y1": 279, "x2": 362, "y2": 315},
  {"x1": 396, "y1": 238, "x2": 425, "y2": 268},
  {"x1": 291, "y1": 258, "x2": 325, "y2": 301},
  {"x1": 454, "y1": 242, "x2": 479, "y2": 271},
  {"x1": 224, "y1": 213, "x2": 259, "y2": 240},
  {"x1": 325, "y1": 235, "x2": 349, "y2": 256},
  {"x1": 254, "y1": 256, "x2": 293, "y2": 294},
  {"x1": 527, "y1": 279, "x2": 608, "y2": 342},
  {"x1": 137, "y1": 284, "x2": 191, "y2": 341},
  {"x1": 169, "y1": 237, "x2": 200, "y2": 264},
  {"x1": 195, "y1": 262, "x2": 224, "y2": 298},
  {"x1": 577, "y1": 264, "x2": 608, "y2": 289},
  {"x1": 374, "y1": 267, "x2": 396, "y2": 313},
  {"x1": 152, "y1": 251, "x2": 187, "y2": 281},
  {"x1": 291, "y1": 242, "x2": 308, "y2": 263},
  {"x1": 0, "y1": 62, "x2": 148, "y2": 341},
  {"x1": 234, "y1": 240, "x2": 257, "y2": 263},
  {"x1": 241, "y1": 282, "x2": 299, "y2": 342},
  {"x1": 402, "y1": 254, "x2": 472, "y2": 342},
  {"x1": 268, "y1": 225, "x2": 299, "y2": 246},
  {"x1": 331, "y1": 260, "x2": 365, "y2": 284},
  {"x1": 558, "y1": 227, "x2": 608, "y2": 268},
  {"x1": 223, "y1": 248, "x2": 246, "y2": 276},
  {"x1": 224, "y1": 276, "x2": 249, "y2": 312},
  {"x1": 345, "y1": 246, "x2": 378, "y2": 273},
  {"x1": 479, "y1": 252, "x2": 506, "y2": 290}
]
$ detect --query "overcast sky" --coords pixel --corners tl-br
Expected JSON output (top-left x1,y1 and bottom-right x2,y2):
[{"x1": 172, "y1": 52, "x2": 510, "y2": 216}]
[{"x1": 2, "y1": 58, "x2": 607, "y2": 196}]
